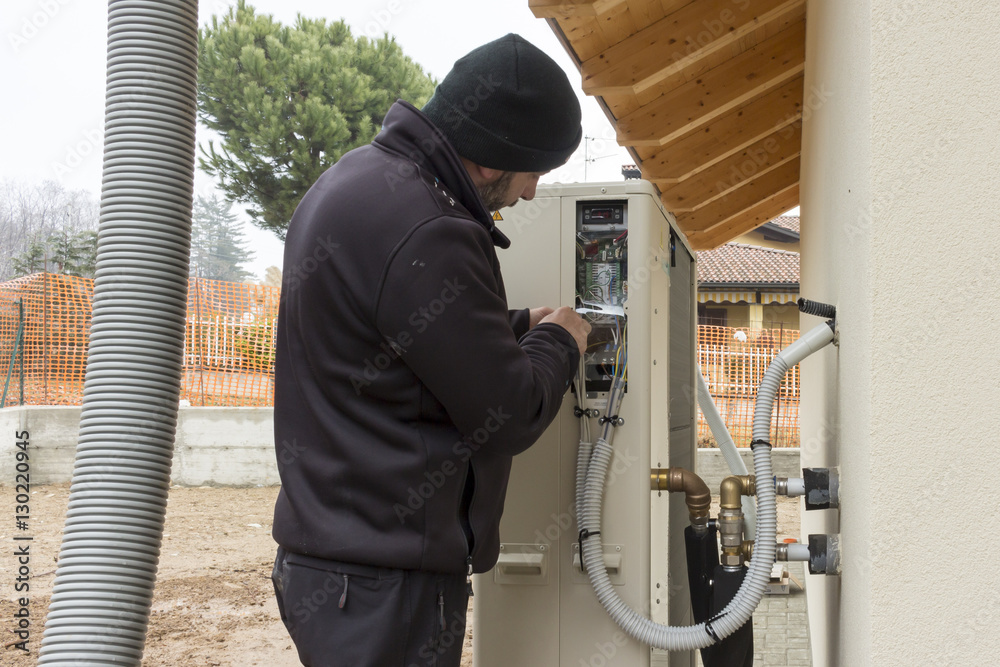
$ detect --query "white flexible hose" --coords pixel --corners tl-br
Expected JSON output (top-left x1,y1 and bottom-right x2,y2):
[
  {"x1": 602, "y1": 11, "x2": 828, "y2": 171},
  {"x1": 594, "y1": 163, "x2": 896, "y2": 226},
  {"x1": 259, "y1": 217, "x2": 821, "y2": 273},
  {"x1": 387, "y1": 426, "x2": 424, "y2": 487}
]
[
  {"x1": 696, "y1": 365, "x2": 756, "y2": 534},
  {"x1": 577, "y1": 321, "x2": 834, "y2": 650}
]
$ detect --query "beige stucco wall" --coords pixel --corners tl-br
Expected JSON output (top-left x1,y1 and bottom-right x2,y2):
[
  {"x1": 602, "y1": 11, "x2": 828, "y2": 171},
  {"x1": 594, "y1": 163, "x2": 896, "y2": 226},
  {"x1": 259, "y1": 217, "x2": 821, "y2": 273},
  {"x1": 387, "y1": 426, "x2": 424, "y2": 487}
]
[{"x1": 801, "y1": 1, "x2": 1000, "y2": 665}]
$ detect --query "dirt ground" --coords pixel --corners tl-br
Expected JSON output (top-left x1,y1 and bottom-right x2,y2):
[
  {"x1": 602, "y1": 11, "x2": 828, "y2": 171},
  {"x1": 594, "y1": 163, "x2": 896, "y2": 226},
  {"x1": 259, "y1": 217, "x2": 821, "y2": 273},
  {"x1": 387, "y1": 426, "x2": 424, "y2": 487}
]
[{"x1": 0, "y1": 484, "x2": 799, "y2": 666}]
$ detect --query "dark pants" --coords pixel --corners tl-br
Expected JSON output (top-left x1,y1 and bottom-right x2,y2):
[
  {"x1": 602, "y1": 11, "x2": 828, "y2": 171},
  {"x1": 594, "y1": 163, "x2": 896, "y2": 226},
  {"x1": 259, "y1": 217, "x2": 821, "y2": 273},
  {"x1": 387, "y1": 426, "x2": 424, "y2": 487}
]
[{"x1": 271, "y1": 547, "x2": 469, "y2": 667}]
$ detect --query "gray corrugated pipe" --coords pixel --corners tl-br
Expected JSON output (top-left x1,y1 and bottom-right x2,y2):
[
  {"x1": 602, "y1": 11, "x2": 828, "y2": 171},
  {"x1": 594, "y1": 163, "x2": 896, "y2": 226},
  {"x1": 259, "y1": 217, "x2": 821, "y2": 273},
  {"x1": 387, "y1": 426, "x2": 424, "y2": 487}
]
[
  {"x1": 695, "y1": 365, "x2": 756, "y2": 534},
  {"x1": 38, "y1": 1, "x2": 199, "y2": 664},
  {"x1": 578, "y1": 321, "x2": 835, "y2": 650}
]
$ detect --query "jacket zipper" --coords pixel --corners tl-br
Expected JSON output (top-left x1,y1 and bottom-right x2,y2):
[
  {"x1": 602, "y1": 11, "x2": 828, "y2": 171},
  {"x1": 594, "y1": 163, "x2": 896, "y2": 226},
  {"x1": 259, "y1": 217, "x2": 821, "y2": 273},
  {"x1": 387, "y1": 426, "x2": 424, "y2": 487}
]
[{"x1": 464, "y1": 459, "x2": 477, "y2": 597}]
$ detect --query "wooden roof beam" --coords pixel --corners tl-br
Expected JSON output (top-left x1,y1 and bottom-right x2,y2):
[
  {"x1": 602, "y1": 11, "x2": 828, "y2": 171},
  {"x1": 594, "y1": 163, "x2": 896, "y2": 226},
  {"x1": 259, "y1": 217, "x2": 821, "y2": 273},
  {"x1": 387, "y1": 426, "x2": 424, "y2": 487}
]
[
  {"x1": 673, "y1": 157, "x2": 800, "y2": 233},
  {"x1": 616, "y1": 19, "x2": 805, "y2": 147},
  {"x1": 582, "y1": 0, "x2": 804, "y2": 96},
  {"x1": 529, "y1": 0, "x2": 628, "y2": 19},
  {"x1": 657, "y1": 122, "x2": 802, "y2": 211},
  {"x1": 640, "y1": 75, "x2": 804, "y2": 183},
  {"x1": 684, "y1": 186, "x2": 800, "y2": 250}
]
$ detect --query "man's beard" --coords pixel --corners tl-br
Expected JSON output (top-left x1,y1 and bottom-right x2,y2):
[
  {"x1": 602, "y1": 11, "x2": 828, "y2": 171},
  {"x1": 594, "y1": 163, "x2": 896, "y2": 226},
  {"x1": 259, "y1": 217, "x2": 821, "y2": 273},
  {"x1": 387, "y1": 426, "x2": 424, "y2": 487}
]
[{"x1": 477, "y1": 171, "x2": 516, "y2": 211}]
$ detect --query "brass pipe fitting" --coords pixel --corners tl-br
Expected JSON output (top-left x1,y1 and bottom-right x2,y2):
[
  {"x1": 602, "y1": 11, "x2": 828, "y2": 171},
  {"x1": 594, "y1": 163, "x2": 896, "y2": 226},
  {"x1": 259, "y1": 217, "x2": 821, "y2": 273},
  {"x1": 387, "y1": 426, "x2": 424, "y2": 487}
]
[
  {"x1": 650, "y1": 467, "x2": 711, "y2": 527},
  {"x1": 719, "y1": 474, "x2": 756, "y2": 509},
  {"x1": 740, "y1": 540, "x2": 754, "y2": 561}
]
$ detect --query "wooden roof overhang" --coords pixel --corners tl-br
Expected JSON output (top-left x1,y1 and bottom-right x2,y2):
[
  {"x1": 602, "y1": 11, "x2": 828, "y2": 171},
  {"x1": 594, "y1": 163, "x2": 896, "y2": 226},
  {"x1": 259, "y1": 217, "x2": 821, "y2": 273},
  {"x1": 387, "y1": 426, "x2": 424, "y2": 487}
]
[{"x1": 531, "y1": 0, "x2": 805, "y2": 250}]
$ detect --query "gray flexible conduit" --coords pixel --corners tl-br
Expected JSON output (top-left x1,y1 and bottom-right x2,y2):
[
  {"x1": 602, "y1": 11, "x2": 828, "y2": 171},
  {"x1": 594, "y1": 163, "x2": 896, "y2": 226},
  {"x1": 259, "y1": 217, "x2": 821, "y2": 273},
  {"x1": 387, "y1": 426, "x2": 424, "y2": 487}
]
[
  {"x1": 577, "y1": 321, "x2": 836, "y2": 650},
  {"x1": 38, "y1": 1, "x2": 199, "y2": 664}
]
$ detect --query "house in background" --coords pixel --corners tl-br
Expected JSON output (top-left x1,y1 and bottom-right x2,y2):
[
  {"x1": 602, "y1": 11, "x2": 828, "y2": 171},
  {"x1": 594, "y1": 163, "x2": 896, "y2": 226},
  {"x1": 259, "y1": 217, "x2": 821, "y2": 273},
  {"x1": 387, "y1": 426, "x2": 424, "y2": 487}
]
[
  {"x1": 621, "y1": 166, "x2": 801, "y2": 331},
  {"x1": 696, "y1": 215, "x2": 800, "y2": 330}
]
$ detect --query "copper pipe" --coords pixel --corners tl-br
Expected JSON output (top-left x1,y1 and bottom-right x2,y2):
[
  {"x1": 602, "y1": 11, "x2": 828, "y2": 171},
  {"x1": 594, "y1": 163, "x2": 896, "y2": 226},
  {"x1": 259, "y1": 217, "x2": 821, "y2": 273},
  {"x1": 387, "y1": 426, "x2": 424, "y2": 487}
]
[
  {"x1": 720, "y1": 474, "x2": 756, "y2": 509},
  {"x1": 650, "y1": 467, "x2": 711, "y2": 527}
]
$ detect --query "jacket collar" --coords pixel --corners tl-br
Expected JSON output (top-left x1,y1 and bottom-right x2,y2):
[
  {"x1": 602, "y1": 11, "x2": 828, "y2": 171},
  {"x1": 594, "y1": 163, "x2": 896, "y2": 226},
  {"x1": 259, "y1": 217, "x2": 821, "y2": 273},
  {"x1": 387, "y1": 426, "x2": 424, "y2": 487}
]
[{"x1": 373, "y1": 100, "x2": 511, "y2": 249}]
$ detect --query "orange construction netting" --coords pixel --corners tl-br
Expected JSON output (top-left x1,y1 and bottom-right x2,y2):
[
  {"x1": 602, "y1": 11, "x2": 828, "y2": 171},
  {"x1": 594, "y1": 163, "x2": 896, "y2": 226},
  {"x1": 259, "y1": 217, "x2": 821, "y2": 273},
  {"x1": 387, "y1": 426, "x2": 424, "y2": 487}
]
[
  {"x1": 697, "y1": 325, "x2": 801, "y2": 447},
  {"x1": 0, "y1": 274, "x2": 800, "y2": 445},
  {"x1": 0, "y1": 273, "x2": 278, "y2": 409}
]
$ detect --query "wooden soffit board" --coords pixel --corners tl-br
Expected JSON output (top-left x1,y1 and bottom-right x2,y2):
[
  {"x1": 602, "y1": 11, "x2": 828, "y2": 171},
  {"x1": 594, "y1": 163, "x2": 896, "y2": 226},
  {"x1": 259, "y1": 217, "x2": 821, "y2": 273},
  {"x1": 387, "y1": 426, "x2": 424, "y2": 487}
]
[{"x1": 531, "y1": 0, "x2": 806, "y2": 250}]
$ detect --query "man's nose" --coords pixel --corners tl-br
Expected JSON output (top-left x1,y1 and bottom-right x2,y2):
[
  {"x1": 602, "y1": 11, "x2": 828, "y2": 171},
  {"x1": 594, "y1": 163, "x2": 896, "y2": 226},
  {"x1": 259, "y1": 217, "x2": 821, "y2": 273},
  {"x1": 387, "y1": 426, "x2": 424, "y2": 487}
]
[{"x1": 520, "y1": 181, "x2": 538, "y2": 201}]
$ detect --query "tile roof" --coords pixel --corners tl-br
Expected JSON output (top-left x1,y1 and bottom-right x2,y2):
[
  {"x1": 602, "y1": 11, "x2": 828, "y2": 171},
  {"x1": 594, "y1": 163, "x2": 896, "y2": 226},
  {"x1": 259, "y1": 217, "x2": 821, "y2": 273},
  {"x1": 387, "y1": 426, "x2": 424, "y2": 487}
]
[{"x1": 696, "y1": 243, "x2": 800, "y2": 286}]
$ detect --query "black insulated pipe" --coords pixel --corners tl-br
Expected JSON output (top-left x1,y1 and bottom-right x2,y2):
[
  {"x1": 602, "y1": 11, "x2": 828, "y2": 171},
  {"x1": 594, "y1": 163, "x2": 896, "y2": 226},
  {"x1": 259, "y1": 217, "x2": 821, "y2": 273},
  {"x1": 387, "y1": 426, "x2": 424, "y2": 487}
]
[
  {"x1": 684, "y1": 525, "x2": 719, "y2": 625},
  {"x1": 700, "y1": 566, "x2": 754, "y2": 667},
  {"x1": 686, "y1": 523, "x2": 754, "y2": 667},
  {"x1": 38, "y1": 1, "x2": 199, "y2": 664},
  {"x1": 797, "y1": 297, "x2": 837, "y2": 319}
]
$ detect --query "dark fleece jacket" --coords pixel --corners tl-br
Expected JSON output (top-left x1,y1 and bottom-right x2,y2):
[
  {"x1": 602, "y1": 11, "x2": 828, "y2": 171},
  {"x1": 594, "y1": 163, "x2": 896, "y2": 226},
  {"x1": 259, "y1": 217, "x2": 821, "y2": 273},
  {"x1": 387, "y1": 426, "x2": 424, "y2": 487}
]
[{"x1": 271, "y1": 100, "x2": 579, "y2": 574}]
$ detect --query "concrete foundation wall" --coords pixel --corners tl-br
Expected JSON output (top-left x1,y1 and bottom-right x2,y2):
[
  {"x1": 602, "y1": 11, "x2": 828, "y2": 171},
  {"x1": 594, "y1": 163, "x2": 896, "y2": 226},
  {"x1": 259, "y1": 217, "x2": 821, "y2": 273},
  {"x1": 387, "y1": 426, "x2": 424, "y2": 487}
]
[
  {"x1": 0, "y1": 406, "x2": 278, "y2": 487},
  {"x1": 1, "y1": 406, "x2": 787, "y2": 493}
]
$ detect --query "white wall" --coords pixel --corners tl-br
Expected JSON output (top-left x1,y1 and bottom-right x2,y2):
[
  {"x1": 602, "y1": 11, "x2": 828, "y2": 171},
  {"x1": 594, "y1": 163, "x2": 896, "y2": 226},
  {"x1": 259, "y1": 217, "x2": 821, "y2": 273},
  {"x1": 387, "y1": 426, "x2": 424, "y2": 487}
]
[
  {"x1": 802, "y1": 1, "x2": 1000, "y2": 665},
  {"x1": 0, "y1": 406, "x2": 278, "y2": 487}
]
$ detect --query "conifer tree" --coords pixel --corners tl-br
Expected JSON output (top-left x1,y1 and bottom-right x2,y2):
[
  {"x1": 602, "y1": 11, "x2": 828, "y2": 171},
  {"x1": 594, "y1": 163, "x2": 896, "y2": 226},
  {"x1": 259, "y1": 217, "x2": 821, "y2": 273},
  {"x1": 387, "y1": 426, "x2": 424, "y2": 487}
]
[
  {"x1": 197, "y1": 1, "x2": 436, "y2": 239},
  {"x1": 190, "y1": 194, "x2": 255, "y2": 283}
]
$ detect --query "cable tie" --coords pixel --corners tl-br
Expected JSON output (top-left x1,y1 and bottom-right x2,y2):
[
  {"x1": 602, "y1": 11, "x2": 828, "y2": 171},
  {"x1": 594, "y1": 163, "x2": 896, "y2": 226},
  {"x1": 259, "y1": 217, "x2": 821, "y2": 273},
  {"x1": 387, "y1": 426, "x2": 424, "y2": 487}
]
[
  {"x1": 704, "y1": 610, "x2": 729, "y2": 644},
  {"x1": 598, "y1": 415, "x2": 624, "y2": 426},
  {"x1": 751, "y1": 438, "x2": 772, "y2": 450},
  {"x1": 577, "y1": 529, "x2": 601, "y2": 574},
  {"x1": 704, "y1": 619, "x2": 721, "y2": 644}
]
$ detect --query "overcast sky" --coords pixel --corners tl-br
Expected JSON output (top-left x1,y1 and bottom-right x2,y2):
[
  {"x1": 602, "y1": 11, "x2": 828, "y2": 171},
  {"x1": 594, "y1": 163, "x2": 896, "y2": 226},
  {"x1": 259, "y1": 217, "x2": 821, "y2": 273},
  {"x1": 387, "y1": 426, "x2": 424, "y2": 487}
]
[{"x1": 2, "y1": 1, "x2": 642, "y2": 280}]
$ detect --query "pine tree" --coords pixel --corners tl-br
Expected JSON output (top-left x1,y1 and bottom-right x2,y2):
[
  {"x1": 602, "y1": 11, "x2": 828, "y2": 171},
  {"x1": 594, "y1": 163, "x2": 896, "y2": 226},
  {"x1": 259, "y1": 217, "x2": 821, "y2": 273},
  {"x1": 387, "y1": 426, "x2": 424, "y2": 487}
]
[
  {"x1": 9, "y1": 230, "x2": 97, "y2": 279},
  {"x1": 49, "y1": 229, "x2": 98, "y2": 277},
  {"x1": 10, "y1": 240, "x2": 46, "y2": 276},
  {"x1": 190, "y1": 194, "x2": 255, "y2": 283},
  {"x1": 198, "y1": 1, "x2": 436, "y2": 239}
]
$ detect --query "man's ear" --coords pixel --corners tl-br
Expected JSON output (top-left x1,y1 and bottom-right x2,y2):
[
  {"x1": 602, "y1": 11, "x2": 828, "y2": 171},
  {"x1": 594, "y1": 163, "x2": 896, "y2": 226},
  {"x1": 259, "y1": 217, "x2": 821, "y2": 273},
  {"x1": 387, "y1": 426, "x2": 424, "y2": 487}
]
[
  {"x1": 478, "y1": 166, "x2": 504, "y2": 182},
  {"x1": 460, "y1": 157, "x2": 504, "y2": 187}
]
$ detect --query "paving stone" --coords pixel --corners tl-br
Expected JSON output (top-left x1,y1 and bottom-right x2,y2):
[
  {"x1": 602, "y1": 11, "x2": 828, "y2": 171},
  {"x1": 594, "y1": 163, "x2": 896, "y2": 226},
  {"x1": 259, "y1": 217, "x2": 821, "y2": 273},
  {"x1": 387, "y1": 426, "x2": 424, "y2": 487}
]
[
  {"x1": 765, "y1": 615, "x2": 788, "y2": 629},
  {"x1": 788, "y1": 648, "x2": 811, "y2": 662},
  {"x1": 765, "y1": 597, "x2": 789, "y2": 611},
  {"x1": 762, "y1": 650, "x2": 791, "y2": 665},
  {"x1": 788, "y1": 624, "x2": 809, "y2": 639}
]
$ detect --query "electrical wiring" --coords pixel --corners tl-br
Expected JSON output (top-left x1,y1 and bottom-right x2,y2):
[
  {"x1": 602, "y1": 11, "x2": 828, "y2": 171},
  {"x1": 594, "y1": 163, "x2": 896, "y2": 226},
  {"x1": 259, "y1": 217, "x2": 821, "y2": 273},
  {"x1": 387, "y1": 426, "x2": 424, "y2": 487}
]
[{"x1": 621, "y1": 322, "x2": 628, "y2": 382}]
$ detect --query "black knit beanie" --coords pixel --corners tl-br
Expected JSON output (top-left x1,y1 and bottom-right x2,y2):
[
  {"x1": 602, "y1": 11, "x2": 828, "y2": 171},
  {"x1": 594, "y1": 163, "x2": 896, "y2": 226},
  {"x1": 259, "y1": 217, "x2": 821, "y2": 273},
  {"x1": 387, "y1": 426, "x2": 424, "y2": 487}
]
[{"x1": 422, "y1": 34, "x2": 582, "y2": 173}]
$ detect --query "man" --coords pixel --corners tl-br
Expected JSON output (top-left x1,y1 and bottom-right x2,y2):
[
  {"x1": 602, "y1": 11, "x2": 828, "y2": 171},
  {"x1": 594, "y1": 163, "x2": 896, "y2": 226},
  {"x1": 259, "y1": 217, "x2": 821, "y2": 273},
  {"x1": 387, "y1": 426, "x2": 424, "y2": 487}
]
[{"x1": 271, "y1": 34, "x2": 589, "y2": 666}]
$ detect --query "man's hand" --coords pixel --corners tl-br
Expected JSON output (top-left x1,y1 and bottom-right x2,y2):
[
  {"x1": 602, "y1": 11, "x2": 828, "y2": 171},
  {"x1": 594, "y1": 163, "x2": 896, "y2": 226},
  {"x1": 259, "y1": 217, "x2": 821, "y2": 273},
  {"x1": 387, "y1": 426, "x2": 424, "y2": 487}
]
[
  {"x1": 529, "y1": 307, "x2": 554, "y2": 329},
  {"x1": 539, "y1": 306, "x2": 591, "y2": 355}
]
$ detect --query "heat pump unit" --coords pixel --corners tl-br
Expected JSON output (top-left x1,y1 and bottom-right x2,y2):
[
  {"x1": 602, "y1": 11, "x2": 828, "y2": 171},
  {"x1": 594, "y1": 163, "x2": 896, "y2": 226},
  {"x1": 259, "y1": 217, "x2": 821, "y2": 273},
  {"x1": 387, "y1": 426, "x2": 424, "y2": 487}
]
[{"x1": 475, "y1": 181, "x2": 697, "y2": 667}]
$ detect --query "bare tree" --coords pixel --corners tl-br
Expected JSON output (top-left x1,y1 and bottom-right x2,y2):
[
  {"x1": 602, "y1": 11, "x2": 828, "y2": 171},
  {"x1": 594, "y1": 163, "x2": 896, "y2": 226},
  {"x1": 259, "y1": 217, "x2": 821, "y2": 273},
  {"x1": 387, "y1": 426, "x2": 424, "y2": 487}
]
[{"x1": 0, "y1": 179, "x2": 99, "y2": 281}]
